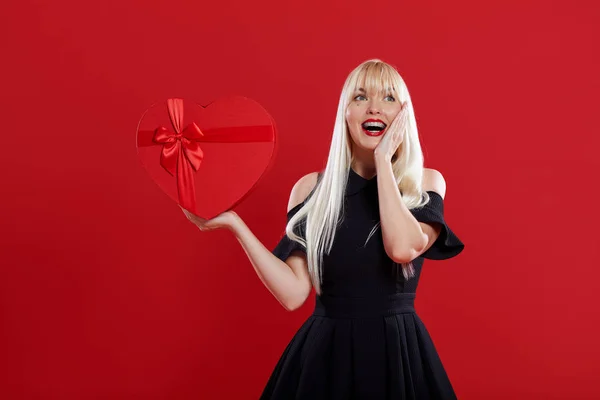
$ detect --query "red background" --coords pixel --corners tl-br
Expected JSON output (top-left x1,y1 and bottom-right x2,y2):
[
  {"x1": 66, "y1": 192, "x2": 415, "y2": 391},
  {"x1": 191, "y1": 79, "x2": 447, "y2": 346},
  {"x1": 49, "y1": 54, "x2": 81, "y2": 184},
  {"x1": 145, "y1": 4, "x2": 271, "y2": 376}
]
[{"x1": 1, "y1": 0, "x2": 598, "y2": 398}]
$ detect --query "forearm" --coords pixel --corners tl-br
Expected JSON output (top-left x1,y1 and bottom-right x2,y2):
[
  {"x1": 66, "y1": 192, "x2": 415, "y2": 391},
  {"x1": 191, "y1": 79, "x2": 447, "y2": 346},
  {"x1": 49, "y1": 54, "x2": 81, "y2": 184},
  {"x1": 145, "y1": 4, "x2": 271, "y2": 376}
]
[
  {"x1": 229, "y1": 215, "x2": 305, "y2": 310},
  {"x1": 376, "y1": 158, "x2": 427, "y2": 261}
]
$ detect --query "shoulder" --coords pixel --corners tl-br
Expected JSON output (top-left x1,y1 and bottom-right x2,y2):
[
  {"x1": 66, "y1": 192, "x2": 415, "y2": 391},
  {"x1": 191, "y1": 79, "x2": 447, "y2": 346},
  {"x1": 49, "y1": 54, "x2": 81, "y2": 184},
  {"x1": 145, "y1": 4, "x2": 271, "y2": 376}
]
[
  {"x1": 422, "y1": 168, "x2": 447, "y2": 199},
  {"x1": 287, "y1": 171, "x2": 320, "y2": 212}
]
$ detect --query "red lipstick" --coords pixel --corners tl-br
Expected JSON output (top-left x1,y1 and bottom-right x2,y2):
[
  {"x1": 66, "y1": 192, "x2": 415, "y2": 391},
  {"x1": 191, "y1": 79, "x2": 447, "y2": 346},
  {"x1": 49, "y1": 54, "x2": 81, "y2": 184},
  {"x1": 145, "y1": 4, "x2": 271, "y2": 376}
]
[{"x1": 361, "y1": 119, "x2": 387, "y2": 137}]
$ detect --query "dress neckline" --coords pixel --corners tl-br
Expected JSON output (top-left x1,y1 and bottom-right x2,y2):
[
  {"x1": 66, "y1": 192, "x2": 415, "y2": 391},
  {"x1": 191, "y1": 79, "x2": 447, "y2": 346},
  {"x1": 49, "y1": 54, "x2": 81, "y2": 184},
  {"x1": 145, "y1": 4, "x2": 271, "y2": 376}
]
[
  {"x1": 349, "y1": 166, "x2": 377, "y2": 182},
  {"x1": 346, "y1": 167, "x2": 377, "y2": 197},
  {"x1": 346, "y1": 167, "x2": 443, "y2": 201}
]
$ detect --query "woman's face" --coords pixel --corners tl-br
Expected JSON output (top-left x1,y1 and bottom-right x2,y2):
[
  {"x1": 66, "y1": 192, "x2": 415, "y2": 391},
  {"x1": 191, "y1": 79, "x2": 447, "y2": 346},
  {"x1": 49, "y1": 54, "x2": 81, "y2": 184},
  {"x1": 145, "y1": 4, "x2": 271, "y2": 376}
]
[{"x1": 345, "y1": 86, "x2": 403, "y2": 152}]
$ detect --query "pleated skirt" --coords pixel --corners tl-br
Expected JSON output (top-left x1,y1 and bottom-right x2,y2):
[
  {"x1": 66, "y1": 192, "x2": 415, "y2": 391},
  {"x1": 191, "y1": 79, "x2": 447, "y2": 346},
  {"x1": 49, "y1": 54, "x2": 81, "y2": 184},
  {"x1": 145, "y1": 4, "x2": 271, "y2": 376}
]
[{"x1": 260, "y1": 293, "x2": 457, "y2": 400}]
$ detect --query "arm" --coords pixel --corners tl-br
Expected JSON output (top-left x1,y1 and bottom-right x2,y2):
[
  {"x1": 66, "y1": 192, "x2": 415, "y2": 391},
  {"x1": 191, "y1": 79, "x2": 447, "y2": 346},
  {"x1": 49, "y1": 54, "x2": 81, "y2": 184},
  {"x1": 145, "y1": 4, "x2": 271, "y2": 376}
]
[
  {"x1": 376, "y1": 159, "x2": 447, "y2": 263},
  {"x1": 231, "y1": 173, "x2": 318, "y2": 311}
]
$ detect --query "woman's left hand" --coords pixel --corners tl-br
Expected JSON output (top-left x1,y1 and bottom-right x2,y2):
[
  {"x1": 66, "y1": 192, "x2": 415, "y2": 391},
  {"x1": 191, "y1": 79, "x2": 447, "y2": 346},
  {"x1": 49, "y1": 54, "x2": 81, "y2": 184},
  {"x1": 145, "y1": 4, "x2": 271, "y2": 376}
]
[
  {"x1": 181, "y1": 206, "x2": 239, "y2": 232},
  {"x1": 374, "y1": 101, "x2": 409, "y2": 163}
]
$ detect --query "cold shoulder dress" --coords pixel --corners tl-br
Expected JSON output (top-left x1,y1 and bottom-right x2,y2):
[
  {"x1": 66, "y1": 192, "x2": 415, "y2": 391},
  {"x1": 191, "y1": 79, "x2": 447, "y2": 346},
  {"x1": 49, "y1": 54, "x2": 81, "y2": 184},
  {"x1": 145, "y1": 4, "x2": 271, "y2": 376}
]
[{"x1": 261, "y1": 167, "x2": 465, "y2": 400}]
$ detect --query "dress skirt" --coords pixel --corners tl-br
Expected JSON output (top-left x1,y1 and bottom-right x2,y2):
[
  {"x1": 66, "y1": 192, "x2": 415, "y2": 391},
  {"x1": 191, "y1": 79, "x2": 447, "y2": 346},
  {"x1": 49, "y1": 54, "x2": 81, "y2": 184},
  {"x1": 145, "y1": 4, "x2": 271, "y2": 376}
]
[{"x1": 260, "y1": 293, "x2": 457, "y2": 400}]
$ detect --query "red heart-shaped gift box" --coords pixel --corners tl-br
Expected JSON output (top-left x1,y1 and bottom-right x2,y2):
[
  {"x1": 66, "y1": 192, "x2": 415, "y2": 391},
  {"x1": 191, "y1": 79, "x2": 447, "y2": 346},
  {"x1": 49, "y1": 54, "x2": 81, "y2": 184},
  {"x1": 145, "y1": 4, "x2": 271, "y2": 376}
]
[{"x1": 136, "y1": 97, "x2": 277, "y2": 219}]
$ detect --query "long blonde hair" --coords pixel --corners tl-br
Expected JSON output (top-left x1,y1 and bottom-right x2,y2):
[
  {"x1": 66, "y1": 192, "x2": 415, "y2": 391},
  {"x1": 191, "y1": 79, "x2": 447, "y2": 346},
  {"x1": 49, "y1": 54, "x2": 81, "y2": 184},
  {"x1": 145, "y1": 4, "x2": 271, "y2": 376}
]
[{"x1": 286, "y1": 59, "x2": 432, "y2": 295}]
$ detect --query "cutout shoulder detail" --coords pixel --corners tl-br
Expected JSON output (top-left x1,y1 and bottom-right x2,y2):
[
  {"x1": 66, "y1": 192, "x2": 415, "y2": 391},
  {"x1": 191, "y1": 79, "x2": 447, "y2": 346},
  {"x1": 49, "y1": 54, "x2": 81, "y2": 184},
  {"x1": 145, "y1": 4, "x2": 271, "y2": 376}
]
[
  {"x1": 410, "y1": 191, "x2": 465, "y2": 260},
  {"x1": 287, "y1": 171, "x2": 320, "y2": 213}
]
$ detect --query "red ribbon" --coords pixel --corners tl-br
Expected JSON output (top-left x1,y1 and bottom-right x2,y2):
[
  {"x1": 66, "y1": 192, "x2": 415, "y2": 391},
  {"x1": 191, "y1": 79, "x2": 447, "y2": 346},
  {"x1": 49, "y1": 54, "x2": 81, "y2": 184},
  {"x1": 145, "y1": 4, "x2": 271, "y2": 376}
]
[{"x1": 137, "y1": 98, "x2": 274, "y2": 214}]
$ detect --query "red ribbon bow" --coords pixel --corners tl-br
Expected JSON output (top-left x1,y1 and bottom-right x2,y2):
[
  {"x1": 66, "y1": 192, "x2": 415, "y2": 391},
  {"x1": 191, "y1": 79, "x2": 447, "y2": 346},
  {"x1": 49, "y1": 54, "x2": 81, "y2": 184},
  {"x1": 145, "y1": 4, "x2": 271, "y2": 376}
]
[{"x1": 137, "y1": 98, "x2": 274, "y2": 214}]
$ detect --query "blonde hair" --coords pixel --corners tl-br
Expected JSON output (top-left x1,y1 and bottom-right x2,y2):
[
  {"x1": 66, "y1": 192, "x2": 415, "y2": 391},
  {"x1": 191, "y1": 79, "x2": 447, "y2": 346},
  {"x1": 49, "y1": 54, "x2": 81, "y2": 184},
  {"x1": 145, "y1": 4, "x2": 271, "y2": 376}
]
[{"x1": 286, "y1": 59, "x2": 432, "y2": 295}]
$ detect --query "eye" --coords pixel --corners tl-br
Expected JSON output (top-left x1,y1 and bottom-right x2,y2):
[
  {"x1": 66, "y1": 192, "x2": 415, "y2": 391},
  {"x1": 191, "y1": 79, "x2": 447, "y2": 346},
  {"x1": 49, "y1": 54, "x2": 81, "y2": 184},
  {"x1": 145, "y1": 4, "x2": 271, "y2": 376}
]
[
  {"x1": 354, "y1": 95, "x2": 366, "y2": 101},
  {"x1": 384, "y1": 94, "x2": 396, "y2": 102}
]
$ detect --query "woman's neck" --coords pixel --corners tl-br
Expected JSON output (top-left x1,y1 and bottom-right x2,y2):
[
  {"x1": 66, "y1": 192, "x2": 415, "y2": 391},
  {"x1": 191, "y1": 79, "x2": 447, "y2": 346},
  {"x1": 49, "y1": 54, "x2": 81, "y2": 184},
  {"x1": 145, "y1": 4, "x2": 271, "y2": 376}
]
[{"x1": 350, "y1": 160, "x2": 377, "y2": 180}]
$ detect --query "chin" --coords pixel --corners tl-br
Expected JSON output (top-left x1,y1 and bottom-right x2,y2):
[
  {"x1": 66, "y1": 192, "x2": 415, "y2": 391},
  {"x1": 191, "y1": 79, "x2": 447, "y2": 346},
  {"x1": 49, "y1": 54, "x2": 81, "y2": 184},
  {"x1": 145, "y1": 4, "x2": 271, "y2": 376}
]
[
  {"x1": 356, "y1": 140, "x2": 379, "y2": 152},
  {"x1": 349, "y1": 130, "x2": 380, "y2": 151},
  {"x1": 363, "y1": 134, "x2": 382, "y2": 144}
]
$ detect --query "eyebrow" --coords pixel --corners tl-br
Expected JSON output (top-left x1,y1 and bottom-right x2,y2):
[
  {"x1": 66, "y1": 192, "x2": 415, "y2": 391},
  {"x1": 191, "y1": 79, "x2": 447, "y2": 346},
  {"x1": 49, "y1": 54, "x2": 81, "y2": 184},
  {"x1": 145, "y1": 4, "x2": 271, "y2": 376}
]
[{"x1": 355, "y1": 87, "x2": 395, "y2": 93}]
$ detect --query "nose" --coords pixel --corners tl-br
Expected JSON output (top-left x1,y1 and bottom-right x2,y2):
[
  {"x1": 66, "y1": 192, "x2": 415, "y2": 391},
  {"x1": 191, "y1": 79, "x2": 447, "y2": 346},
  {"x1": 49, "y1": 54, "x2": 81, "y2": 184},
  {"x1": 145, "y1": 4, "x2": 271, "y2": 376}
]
[{"x1": 367, "y1": 100, "x2": 381, "y2": 115}]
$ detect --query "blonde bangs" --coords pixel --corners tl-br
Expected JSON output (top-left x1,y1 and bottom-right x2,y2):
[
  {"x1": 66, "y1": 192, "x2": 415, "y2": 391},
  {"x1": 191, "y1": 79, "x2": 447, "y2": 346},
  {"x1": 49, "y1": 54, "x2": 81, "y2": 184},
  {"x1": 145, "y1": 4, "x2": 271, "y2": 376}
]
[{"x1": 350, "y1": 61, "x2": 401, "y2": 98}]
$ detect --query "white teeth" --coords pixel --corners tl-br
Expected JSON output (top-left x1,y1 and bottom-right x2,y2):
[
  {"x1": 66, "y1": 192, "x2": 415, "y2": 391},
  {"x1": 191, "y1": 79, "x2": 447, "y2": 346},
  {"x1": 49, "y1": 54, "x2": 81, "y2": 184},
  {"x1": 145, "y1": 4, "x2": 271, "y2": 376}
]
[{"x1": 362, "y1": 121, "x2": 386, "y2": 128}]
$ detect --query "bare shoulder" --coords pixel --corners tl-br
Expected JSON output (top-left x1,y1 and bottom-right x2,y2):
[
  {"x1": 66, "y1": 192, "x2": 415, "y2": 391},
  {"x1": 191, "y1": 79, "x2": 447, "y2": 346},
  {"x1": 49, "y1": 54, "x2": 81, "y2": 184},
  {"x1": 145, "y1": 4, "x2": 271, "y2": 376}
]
[
  {"x1": 422, "y1": 168, "x2": 447, "y2": 199},
  {"x1": 287, "y1": 171, "x2": 320, "y2": 212}
]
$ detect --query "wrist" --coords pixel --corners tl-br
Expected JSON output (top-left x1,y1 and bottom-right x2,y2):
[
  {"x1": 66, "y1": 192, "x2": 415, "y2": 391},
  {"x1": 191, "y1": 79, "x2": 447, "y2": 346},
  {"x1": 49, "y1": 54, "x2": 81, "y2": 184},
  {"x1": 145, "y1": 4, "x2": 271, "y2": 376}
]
[
  {"x1": 228, "y1": 211, "x2": 244, "y2": 234},
  {"x1": 375, "y1": 154, "x2": 392, "y2": 167}
]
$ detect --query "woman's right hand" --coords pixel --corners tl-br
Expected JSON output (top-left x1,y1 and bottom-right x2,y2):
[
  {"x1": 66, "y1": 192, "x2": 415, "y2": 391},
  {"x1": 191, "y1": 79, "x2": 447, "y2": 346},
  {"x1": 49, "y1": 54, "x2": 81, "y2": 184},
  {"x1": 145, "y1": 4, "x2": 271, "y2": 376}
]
[{"x1": 181, "y1": 207, "x2": 239, "y2": 232}]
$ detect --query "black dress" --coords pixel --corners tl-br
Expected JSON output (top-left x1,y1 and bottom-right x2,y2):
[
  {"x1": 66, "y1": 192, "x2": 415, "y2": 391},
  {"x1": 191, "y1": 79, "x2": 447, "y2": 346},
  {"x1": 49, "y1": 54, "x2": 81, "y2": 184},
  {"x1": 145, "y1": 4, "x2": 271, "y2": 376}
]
[{"x1": 261, "y1": 167, "x2": 465, "y2": 400}]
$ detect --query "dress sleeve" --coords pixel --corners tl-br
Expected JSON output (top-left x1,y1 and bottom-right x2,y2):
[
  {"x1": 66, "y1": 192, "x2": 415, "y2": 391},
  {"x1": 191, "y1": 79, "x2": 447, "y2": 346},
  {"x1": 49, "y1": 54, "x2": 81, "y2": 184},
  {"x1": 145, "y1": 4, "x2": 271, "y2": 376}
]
[
  {"x1": 272, "y1": 201, "x2": 307, "y2": 262},
  {"x1": 410, "y1": 191, "x2": 465, "y2": 260}
]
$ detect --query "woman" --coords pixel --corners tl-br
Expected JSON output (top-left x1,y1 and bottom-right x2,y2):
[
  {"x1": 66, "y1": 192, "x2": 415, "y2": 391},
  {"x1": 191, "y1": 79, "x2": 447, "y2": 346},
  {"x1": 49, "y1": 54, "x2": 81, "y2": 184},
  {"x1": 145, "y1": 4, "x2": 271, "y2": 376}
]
[{"x1": 183, "y1": 59, "x2": 465, "y2": 399}]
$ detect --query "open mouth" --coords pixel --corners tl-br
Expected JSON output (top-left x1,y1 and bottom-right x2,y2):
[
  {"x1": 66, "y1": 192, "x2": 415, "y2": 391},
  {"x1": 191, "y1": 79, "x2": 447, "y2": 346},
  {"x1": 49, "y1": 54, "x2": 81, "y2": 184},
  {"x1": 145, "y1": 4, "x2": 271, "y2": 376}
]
[{"x1": 361, "y1": 120, "x2": 387, "y2": 136}]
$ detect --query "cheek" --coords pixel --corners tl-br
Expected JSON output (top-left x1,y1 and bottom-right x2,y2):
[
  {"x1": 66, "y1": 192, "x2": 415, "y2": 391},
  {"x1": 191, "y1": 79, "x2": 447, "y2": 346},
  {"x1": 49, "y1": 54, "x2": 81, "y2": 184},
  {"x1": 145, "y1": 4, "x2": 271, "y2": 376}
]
[
  {"x1": 388, "y1": 105, "x2": 403, "y2": 119},
  {"x1": 345, "y1": 113, "x2": 360, "y2": 137},
  {"x1": 345, "y1": 107, "x2": 353, "y2": 121},
  {"x1": 346, "y1": 107, "x2": 361, "y2": 125}
]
